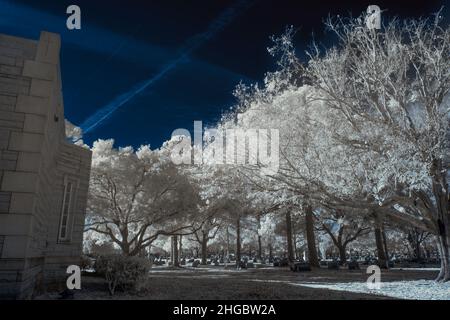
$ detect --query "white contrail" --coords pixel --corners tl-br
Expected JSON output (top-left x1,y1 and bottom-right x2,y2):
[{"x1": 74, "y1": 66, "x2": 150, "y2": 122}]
[{"x1": 81, "y1": 0, "x2": 255, "y2": 134}]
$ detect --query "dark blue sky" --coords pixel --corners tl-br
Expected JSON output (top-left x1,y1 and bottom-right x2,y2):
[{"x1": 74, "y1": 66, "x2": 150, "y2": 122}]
[{"x1": 1, "y1": 0, "x2": 446, "y2": 147}]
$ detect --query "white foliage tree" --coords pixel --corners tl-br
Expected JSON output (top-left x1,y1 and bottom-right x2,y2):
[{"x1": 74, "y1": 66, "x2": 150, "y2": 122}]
[{"x1": 86, "y1": 139, "x2": 201, "y2": 256}]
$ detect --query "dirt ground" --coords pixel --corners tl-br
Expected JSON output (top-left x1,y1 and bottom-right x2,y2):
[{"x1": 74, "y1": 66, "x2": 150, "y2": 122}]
[{"x1": 36, "y1": 266, "x2": 439, "y2": 300}]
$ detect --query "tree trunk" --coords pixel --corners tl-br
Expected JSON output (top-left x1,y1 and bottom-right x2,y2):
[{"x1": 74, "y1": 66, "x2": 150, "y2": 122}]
[
  {"x1": 172, "y1": 235, "x2": 179, "y2": 267},
  {"x1": 293, "y1": 233, "x2": 298, "y2": 260},
  {"x1": 226, "y1": 226, "x2": 230, "y2": 263},
  {"x1": 120, "y1": 227, "x2": 131, "y2": 256},
  {"x1": 432, "y1": 159, "x2": 450, "y2": 282},
  {"x1": 374, "y1": 226, "x2": 388, "y2": 269},
  {"x1": 409, "y1": 231, "x2": 422, "y2": 261},
  {"x1": 382, "y1": 227, "x2": 389, "y2": 262},
  {"x1": 257, "y1": 234, "x2": 262, "y2": 262},
  {"x1": 305, "y1": 205, "x2": 320, "y2": 267},
  {"x1": 257, "y1": 215, "x2": 262, "y2": 262},
  {"x1": 201, "y1": 233, "x2": 208, "y2": 265},
  {"x1": 236, "y1": 216, "x2": 241, "y2": 265},
  {"x1": 415, "y1": 241, "x2": 422, "y2": 261},
  {"x1": 179, "y1": 235, "x2": 183, "y2": 260},
  {"x1": 286, "y1": 211, "x2": 295, "y2": 262},
  {"x1": 338, "y1": 245, "x2": 347, "y2": 265},
  {"x1": 194, "y1": 247, "x2": 199, "y2": 258},
  {"x1": 268, "y1": 243, "x2": 273, "y2": 260},
  {"x1": 436, "y1": 228, "x2": 450, "y2": 282}
]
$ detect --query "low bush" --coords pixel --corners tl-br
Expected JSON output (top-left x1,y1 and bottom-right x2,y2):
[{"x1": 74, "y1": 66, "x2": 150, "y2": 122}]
[
  {"x1": 94, "y1": 254, "x2": 151, "y2": 295},
  {"x1": 80, "y1": 255, "x2": 94, "y2": 270}
]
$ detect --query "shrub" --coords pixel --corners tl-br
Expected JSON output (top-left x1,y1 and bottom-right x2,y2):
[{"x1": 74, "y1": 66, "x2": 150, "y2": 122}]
[
  {"x1": 90, "y1": 242, "x2": 118, "y2": 256},
  {"x1": 79, "y1": 255, "x2": 94, "y2": 271},
  {"x1": 94, "y1": 254, "x2": 151, "y2": 295}
]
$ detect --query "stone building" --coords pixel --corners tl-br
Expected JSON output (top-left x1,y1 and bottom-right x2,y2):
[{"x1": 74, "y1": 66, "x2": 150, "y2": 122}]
[{"x1": 0, "y1": 31, "x2": 91, "y2": 299}]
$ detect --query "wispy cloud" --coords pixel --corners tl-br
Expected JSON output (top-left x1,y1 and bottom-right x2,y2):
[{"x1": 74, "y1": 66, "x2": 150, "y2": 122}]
[{"x1": 80, "y1": 0, "x2": 256, "y2": 134}]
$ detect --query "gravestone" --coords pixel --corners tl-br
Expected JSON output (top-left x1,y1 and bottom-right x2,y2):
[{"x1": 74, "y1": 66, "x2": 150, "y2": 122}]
[
  {"x1": 348, "y1": 261, "x2": 360, "y2": 270},
  {"x1": 290, "y1": 262, "x2": 311, "y2": 272},
  {"x1": 327, "y1": 261, "x2": 340, "y2": 270}
]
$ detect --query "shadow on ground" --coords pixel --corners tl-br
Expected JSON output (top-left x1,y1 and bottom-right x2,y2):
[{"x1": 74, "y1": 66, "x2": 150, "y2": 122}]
[{"x1": 36, "y1": 266, "x2": 439, "y2": 300}]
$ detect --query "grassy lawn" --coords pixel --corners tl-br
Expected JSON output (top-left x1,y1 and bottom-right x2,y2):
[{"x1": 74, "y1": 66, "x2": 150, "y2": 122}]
[{"x1": 36, "y1": 266, "x2": 439, "y2": 300}]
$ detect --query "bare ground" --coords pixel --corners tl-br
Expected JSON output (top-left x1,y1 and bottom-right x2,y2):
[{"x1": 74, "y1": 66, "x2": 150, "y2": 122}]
[{"x1": 36, "y1": 266, "x2": 439, "y2": 300}]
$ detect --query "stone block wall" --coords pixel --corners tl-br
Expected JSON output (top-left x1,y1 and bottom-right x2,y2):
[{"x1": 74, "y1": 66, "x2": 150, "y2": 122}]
[{"x1": 0, "y1": 31, "x2": 91, "y2": 299}]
